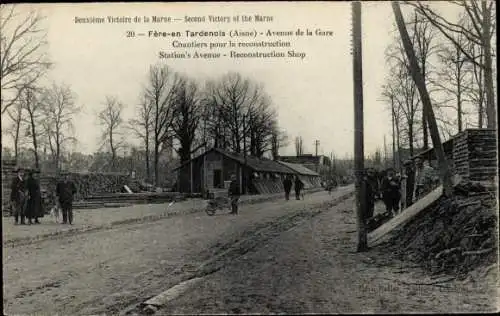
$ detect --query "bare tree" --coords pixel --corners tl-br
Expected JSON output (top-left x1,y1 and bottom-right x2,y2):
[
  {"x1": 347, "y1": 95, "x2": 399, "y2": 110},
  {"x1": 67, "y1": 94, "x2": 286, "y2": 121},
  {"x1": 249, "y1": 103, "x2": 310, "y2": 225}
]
[
  {"x1": 22, "y1": 84, "x2": 44, "y2": 168},
  {"x1": 432, "y1": 25, "x2": 470, "y2": 133},
  {"x1": 392, "y1": 1, "x2": 453, "y2": 197},
  {"x1": 0, "y1": 5, "x2": 51, "y2": 114},
  {"x1": 464, "y1": 39, "x2": 487, "y2": 127},
  {"x1": 128, "y1": 92, "x2": 154, "y2": 181},
  {"x1": 409, "y1": 0, "x2": 496, "y2": 128},
  {"x1": 98, "y1": 95, "x2": 124, "y2": 170},
  {"x1": 144, "y1": 64, "x2": 181, "y2": 186},
  {"x1": 202, "y1": 72, "x2": 278, "y2": 158},
  {"x1": 270, "y1": 122, "x2": 288, "y2": 160},
  {"x1": 171, "y1": 76, "x2": 205, "y2": 163},
  {"x1": 5, "y1": 100, "x2": 25, "y2": 161},
  {"x1": 386, "y1": 10, "x2": 438, "y2": 150},
  {"x1": 40, "y1": 82, "x2": 80, "y2": 172}
]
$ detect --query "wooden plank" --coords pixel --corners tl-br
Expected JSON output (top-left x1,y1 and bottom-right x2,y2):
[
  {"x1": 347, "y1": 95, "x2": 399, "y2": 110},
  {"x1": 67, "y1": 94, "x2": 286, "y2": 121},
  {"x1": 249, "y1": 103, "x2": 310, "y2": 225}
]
[
  {"x1": 368, "y1": 174, "x2": 462, "y2": 247},
  {"x1": 368, "y1": 185, "x2": 443, "y2": 247}
]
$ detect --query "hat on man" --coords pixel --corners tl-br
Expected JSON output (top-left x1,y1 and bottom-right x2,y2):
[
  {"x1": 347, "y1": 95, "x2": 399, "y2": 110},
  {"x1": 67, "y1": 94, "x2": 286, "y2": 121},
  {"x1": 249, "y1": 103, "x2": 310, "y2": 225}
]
[
  {"x1": 403, "y1": 160, "x2": 413, "y2": 166},
  {"x1": 13, "y1": 166, "x2": 24, "y2": 173}
]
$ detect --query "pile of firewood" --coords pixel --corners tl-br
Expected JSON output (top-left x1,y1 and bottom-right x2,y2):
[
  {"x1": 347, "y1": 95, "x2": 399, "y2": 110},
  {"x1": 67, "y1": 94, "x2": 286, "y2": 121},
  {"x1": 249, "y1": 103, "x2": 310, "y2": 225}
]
[
  {"x1": 385, "y1": 181, "x2": 497, "y2": 276},
  {"x1": 41, "y1": 172, "x2": 130, "y2": 201}
]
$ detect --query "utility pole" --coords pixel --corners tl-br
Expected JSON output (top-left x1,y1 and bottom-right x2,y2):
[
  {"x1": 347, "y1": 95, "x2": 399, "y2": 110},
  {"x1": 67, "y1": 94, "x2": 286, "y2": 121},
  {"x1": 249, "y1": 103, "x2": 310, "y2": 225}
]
[
  {"x1": 352, "y1": 1, "x2": 367, "y2": 252},
  {"x1": 392, "y1": 1, "x2": 453, "y2": 197},
  {"x1": 314, "y1": 140, "x2": 320, "y2": 173}
]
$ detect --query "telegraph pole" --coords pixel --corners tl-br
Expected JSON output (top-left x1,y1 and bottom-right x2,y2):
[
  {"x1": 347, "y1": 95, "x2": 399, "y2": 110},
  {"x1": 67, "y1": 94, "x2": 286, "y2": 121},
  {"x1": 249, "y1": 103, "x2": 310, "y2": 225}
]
[
  {"x1": 352, "y1": 1, "x2": 367, "y2": 252},
  {"x1": 314, "y1": 140, "x2": 320, "y2": 173}
]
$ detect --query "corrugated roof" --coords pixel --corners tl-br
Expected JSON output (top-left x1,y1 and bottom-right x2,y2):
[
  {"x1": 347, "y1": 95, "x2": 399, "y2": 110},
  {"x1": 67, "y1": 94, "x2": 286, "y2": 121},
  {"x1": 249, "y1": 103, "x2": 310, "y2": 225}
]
[{"x1": 276, "y1": 160, "x2": 320, "y2": 176}]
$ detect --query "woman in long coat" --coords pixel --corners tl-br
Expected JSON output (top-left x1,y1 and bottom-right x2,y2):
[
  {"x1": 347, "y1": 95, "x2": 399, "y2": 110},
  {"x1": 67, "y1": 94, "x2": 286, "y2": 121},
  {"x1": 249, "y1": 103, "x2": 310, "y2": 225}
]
[{"x1": 26, "y1": 169, "x2": 43, "y2": 224}]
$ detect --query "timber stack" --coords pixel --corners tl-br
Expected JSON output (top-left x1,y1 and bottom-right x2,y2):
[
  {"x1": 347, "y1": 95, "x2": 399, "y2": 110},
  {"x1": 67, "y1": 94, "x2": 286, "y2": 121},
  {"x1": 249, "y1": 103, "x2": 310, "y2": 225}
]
[
  {"x1": 2, "y1": 160, "x2": 17, "y2": 214},
  {"x1": 452, "y1": 129, "x2": 497, "y2": 184}
]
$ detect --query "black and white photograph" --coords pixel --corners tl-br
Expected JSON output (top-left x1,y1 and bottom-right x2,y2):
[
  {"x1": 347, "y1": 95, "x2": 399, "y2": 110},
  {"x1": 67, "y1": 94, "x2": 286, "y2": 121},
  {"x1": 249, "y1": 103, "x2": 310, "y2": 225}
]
[{"x1": 1, "y1": 1, "x2": 498, "y2": 315}]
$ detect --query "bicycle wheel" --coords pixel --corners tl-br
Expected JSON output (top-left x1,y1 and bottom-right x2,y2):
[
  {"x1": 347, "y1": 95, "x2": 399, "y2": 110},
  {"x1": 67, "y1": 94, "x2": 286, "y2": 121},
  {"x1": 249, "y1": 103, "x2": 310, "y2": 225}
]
[{"x1": 205, "y1": 206, "x2": 216, "y2": 216}]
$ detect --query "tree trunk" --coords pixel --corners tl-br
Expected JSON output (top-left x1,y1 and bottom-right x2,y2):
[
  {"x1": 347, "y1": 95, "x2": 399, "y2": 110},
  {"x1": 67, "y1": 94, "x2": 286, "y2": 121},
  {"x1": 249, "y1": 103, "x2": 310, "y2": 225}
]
[
  {"x1": 482, "y1": 1, "x2": 496, "y2": 129},
  {"x1": 29, "y1": 111, "x2": 39, "y2": 169},
  {"x1": 154, "y1": 141, "x2": 160, "y2": 186},
  {"x1": 392, "y1": 1, "x2": 453, "y2": 197},
  {"x1": 145, "y1": 129, "x2": 150, "y2": 182},
  {"x1": 422, "y1": 109, "x2": 428, "y2": 149},
  {"x1": 457, "y1": 79, "x2": 462, "y2": 132},
  {"x1": 352, "y1": 1, "x2": 367, "y2": 252},
  {"x1": 409, "y1": 122, "x2": 414, "y2": 156}
]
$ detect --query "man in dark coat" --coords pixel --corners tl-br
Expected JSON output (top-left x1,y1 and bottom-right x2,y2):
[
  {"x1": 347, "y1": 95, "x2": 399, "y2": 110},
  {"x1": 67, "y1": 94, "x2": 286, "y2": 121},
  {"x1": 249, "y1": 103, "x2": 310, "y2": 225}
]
[
  {"x1": 56, "y1": 172, "x2": 77, "y2": 224},
  {"x1": 10, "y1": 167, "x2": 27, "y2": 225},
  {"x1": 26, "y1": 169, "x2": 43, "y2": 224},
  {"x1": 228, "y1": 174, "x2": 240, "y2": 215},
  {"x1": 294, "y1": 175, "x2": 303, "y2": 200},
  {"x1": 363, "y1": 168, "x2": 379, "y2": 221},
  {"x1": 403, "y1": 160, "x2": 415, "y2": 208},
  {"x1": 381, "y1": 168, "x2": 402, "y2": 216},
  {"x1": 283, "y1": 175, "x2": 292, "y2": 200}
]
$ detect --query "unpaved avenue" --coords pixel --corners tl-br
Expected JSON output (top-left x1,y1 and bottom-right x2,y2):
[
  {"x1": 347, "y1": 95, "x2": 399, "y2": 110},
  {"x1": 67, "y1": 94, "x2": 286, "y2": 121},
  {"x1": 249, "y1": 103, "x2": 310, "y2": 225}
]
[{"x1": 3, "y1": 187, "x2": 352, "y2": 315}]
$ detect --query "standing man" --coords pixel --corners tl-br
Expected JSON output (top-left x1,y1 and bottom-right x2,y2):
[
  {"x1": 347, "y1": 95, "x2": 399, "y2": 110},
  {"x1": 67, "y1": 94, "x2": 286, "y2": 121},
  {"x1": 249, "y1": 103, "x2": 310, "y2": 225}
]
[
  {"x1": 283, "y1": 175, "x2": 292, "y2": 201},
  {"x1": 402, "y1": 160, "x2": 415, "y2": 209},
  {"x1": 56, "y1": 172, "x2": 77, "y2": 224},
  {"x1": 413, "y1": 158, "x2": 435, "y2": 201},
  {"x1": 381, "y1": 168, "x2": 401, "y2": 217},
  {"x1": 363, "y1": 168, "x2": 379, "y2": 221},
  {"x1": 228, "y1": 174, "x2": 240, "y2": 215},
  {"x1": 10, "y1": 167, "x2": 27, "y2": 225},
  {"x1": 26, "y1": 169, "x2": 43, "y2": 224},
  {"x1": 294, "y1": 175, "x2": 303, "y2": 200}
]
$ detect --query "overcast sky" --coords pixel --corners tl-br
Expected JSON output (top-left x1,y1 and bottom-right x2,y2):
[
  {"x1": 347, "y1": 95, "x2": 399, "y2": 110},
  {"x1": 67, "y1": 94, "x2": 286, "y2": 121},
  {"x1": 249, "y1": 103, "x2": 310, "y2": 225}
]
[{"x1": 2, "y1": 1, "x2": 461, "y2": 158}]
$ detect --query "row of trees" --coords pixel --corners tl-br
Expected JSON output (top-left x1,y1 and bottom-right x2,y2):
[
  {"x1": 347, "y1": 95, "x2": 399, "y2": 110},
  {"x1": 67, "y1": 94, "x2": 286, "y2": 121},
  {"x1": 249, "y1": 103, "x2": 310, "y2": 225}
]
[
  {"x1": 1, "y1": 6, "x2": 289, "y2": 185},
  {"x1": 96, "y1": 66, "x2": 289, "y2": 185},
  {"x1": 382, "y1": 1, "x2": 496, "y2": 162}
]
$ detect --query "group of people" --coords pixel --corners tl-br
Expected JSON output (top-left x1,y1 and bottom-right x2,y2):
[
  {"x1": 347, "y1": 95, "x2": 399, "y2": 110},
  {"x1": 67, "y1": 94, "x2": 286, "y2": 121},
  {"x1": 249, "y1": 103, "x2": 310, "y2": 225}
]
[
  {"x1": 10, "y1": 167, "x2": 78, "y2": 225},
  {"x1": 225, "y1": 173, "x2": 305, "y2": 216},
  {"x1": 363, "y1": 157, "x2": 438, "y2": 221},
  {"x1": 282, "y1": 175, "x2": 304, "y2": 201}
]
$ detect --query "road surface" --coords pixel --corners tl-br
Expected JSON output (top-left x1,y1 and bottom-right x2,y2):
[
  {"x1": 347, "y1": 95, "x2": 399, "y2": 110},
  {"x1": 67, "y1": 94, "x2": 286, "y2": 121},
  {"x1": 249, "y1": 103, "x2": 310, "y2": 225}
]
[{"x1": 3, "y1": 186, "x2": 496, "y2": 315}]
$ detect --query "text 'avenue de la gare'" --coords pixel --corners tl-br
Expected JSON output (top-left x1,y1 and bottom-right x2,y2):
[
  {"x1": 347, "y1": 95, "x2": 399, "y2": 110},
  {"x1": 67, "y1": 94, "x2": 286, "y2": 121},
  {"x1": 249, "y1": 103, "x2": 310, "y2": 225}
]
[{"x1": 144, "y1": 29, "x2": 334, "y2": 38}]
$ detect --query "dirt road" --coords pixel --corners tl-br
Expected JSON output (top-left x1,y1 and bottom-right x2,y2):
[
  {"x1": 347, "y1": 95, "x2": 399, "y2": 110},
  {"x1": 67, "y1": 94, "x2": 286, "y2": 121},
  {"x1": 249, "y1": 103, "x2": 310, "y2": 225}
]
[
  {"x1": 4, "y1": 184, "x2": 496, "y2": 315},
  {"x1": 157, "y1": 197, "x2": 497, "y2": 315},
  {"x1": 3, "y1": 187, "x2": 353, "y2": 315}
]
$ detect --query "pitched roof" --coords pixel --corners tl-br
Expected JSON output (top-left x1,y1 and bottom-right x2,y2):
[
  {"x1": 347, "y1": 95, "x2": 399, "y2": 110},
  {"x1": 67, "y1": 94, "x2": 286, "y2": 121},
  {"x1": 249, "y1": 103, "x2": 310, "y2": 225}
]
[
  {"x1": 276, "y1": 160, "x2": 320, "y2": 176},
  {"x1": 214, "y1": 148, "x2": 293, "y2": 174},
  {"x1": 172, "y1": 147, "x2": 294, "y2": 174}
]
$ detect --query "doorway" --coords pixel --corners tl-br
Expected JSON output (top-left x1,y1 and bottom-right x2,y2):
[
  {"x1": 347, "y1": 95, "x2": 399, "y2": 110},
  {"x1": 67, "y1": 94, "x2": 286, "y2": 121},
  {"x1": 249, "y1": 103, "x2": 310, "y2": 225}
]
[{"x1": 213, "y1": 169, "x2": 222, "y2": 188}]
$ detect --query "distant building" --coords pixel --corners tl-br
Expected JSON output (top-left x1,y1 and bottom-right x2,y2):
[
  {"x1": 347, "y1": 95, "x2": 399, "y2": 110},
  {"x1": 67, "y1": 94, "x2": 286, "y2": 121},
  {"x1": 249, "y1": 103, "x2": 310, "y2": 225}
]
[
  {"x1": 276, "y1": 154, "x2": 331, "y2": 174},
  {"x1": 172, "y1": 148, "x2": 321, "y2": 194}
]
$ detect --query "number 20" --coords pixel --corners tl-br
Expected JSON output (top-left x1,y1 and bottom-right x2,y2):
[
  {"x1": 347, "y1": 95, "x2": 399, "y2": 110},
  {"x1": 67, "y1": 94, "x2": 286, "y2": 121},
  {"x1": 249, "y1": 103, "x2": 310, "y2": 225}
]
[{"x1": 126, "y1": 31, "x2": 135, "y2": 37}]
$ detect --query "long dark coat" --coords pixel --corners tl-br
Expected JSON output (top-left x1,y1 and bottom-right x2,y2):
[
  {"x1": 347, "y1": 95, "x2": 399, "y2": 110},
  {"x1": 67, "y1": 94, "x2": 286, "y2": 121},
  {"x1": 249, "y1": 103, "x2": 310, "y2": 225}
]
[
  {"x1": 26, "y1": 176, "x2": 44, "y2": 218},
  {"x1": 283, "y1": 178, "x2": 292, "y2": 193}
]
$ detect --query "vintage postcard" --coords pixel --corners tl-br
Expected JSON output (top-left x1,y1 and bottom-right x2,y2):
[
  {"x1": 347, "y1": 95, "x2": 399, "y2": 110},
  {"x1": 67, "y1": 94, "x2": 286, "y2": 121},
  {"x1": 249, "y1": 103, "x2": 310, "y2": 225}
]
[{"x1": 1, "y1": 1, "x2": 498, "y2": 315}]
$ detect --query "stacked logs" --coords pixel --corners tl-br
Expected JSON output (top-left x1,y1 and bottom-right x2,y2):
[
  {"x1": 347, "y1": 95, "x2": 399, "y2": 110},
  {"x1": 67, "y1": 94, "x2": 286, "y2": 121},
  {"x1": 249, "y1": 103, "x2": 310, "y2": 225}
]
[
  {"x1": 39, "y1": 172, "x2": 131, "y2": 201},
  {"x1": 453, "y1": 129, "x2": 497, "y2": 182},
  {"x1": 383, "y1": 181, "x2": 497, "y2": 276}
]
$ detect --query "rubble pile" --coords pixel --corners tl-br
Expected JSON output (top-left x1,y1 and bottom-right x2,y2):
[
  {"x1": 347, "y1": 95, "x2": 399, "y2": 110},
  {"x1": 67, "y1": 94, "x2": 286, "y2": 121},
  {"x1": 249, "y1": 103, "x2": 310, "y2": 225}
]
[{"x1": 383, "y1": 181, "x2": 497, "y2": 276}]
